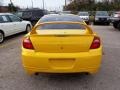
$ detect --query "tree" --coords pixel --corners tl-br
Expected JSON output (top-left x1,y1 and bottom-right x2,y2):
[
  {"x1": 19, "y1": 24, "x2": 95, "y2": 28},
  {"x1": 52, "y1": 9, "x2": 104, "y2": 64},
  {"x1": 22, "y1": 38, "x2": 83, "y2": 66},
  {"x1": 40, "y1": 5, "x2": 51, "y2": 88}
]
[
  {"x1": 65, "y1": 0, "x2": 120, "y2": 11},
  {"x1": 8, "y1": 3, "x2": 20, "y2": 12}
]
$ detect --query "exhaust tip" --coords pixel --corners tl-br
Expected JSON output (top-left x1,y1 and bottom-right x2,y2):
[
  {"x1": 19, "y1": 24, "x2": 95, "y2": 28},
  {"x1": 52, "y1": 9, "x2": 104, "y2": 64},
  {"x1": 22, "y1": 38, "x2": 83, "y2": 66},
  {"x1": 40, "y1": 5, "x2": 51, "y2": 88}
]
[{"x1": 35, "y1": 72, "x2": 39, "y2": 76}]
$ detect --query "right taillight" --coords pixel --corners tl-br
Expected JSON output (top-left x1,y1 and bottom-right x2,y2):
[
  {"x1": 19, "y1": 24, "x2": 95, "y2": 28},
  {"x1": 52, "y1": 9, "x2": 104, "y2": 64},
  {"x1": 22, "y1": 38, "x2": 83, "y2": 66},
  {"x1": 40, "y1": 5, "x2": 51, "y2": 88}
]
[
  {"x1": 23, "y1": 37, "x2": 34, "y2": 50},
  {"x1": 90, "y1": 36, "x2": 101, "y2": 49}
]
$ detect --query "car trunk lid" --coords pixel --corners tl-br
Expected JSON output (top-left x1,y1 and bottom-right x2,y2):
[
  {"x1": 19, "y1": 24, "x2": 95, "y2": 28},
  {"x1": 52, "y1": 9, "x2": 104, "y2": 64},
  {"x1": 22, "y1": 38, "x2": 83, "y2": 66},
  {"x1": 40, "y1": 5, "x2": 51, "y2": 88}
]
[{"x1": 30, "y1": 30, "x2": 94, "y2": 53}]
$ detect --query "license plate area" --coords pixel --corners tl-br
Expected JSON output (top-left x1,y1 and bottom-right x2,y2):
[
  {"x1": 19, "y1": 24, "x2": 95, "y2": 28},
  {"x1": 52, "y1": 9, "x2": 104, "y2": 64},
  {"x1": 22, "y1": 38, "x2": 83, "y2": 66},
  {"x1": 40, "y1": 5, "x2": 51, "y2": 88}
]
[{"x1": 49, "y1": 58, "x2": 75, "y2": 68}]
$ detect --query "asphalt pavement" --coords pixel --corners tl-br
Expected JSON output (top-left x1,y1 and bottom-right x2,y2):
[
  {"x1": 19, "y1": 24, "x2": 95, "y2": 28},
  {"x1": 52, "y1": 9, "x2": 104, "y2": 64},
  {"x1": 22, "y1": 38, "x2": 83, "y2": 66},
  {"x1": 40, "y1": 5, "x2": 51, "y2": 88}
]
[{"x1": 0, "y1": 25, "x2": 120, "y2": 90}]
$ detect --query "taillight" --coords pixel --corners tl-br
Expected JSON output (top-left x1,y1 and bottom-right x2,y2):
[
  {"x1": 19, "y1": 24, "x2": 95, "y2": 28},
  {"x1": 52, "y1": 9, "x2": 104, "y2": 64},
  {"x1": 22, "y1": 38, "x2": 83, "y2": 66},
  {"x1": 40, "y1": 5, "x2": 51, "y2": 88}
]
[
  {"x1": 90, "y1": 36, "x2": 100, "y2": 49},
  {"x1": 23, "y1": 37, "x2": 34, "y2": 49}
]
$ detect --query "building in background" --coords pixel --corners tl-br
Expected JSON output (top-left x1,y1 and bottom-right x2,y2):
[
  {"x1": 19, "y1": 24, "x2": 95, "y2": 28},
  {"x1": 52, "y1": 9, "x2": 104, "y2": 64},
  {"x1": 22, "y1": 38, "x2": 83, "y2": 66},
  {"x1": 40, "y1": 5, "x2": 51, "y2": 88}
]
[
  {"x1": 0, "y1": 0, "x2": 9, "y2": 12},
  {"x1": 0, "y1": 6, "x2": 9, "y2": 12}
]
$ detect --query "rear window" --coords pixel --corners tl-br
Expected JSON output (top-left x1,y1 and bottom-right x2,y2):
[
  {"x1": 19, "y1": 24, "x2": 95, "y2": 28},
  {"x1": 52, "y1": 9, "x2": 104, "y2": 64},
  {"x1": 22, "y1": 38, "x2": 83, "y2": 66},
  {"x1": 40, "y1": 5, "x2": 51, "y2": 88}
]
[
  {"x1": 40, "y1": 15, "x2": 83, "y2": 22},
  {"x1": 38, "y1": 23, "x2": 86, "y2": 30},
  {"x1": 79, "y1": 12, "x2": 89, "y2": 16}
]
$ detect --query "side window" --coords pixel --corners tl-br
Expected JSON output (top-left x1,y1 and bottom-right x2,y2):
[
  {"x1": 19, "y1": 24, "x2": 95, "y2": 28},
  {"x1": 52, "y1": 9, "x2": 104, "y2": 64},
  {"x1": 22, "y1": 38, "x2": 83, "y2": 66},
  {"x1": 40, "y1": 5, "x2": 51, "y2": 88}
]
[
  {"x1": 9, "y1": 15, "x2": 21, "y2": 22},
  {"x1": 0, "y1": 15, "x2": 11, "y2": 23},
  {"x1": 0, "y1": 16, "x2": 4, "y2": 23}
]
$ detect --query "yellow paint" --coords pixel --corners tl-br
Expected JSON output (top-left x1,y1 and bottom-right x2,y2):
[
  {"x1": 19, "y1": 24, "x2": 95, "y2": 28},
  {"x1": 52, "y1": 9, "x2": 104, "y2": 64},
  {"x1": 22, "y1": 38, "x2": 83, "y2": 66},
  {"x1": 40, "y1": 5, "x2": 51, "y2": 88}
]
[{"x1": 22, "y1": 22, "x2": 102, "y2": 75}]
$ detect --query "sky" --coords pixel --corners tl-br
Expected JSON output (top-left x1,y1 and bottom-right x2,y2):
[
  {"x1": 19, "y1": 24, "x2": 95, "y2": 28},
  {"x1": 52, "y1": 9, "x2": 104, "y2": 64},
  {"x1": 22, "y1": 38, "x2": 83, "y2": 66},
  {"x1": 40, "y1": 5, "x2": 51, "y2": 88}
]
[{"x1": 3, "y1": 0, "x2": 66, "y2": 11}]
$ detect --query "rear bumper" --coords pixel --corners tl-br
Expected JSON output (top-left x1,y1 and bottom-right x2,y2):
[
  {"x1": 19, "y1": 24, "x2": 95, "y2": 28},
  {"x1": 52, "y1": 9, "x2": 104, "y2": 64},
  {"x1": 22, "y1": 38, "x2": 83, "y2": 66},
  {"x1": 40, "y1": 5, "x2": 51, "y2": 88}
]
[{"x1": 22, "y1": 47, "x2": 102, "y2": 74}]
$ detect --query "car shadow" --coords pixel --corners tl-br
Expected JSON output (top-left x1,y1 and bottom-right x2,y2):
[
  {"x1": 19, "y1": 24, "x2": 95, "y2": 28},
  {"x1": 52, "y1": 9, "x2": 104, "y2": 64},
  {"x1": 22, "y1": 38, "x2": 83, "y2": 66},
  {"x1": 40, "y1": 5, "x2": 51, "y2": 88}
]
[
  {"x1": 45, "y1": 73, "x2": 94, "y2": 81},
  {"x1": 29, "y1": 73, "x2": 95, "y2": 89},
  {"x1": 1, "y1": 32, "x2": 25, "y2": 45}
]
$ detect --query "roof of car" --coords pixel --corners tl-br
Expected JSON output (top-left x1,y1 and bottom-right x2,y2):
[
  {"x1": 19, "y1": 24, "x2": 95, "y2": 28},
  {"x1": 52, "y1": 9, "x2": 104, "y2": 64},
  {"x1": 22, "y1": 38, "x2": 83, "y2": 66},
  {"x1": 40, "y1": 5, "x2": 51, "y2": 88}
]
[{"x1": 0, "y1": 13, "x2": 13, "y2": 15}]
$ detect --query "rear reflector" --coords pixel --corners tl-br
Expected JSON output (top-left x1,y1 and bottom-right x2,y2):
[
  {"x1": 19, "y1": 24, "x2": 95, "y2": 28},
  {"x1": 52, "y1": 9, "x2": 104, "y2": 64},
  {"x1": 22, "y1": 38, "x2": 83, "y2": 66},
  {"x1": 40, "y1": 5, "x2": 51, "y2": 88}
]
[
  {"x1": 23, "y1": 37, "x2": 34, "y2": 49},
  {"x1": 90, "y1": 36, "x2": 100, "y2": 49}
]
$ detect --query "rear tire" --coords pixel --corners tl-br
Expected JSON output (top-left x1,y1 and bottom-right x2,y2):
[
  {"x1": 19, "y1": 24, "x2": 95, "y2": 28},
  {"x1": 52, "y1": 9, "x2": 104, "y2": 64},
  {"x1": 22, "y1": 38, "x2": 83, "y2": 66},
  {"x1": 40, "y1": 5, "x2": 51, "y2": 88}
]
[
  {"x1": 113, "y1": 23, "x2": 118, "y2": 29},
  {"x1": 25, "y1": 25, "x2": 31, "y2": 34},
  {"x1": 106, "y1": 22, "x2": 110, "y2": 25},
  {"x1": 0, "y1": 31, "x2": 4, "y2": 44},
  {"x1": 117, "y1": 23, "x2": 120, "y2": 31},
  {"x1": 93, "y1": 22, "x2": 97, "y2": 25}
]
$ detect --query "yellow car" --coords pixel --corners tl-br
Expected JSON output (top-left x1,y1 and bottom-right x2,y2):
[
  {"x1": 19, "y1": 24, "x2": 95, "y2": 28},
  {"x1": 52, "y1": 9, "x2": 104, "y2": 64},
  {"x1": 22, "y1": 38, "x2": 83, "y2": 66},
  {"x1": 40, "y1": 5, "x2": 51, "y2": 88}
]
[{"x1": 22, "y1": 14, "x2": 102, "y2": 75}]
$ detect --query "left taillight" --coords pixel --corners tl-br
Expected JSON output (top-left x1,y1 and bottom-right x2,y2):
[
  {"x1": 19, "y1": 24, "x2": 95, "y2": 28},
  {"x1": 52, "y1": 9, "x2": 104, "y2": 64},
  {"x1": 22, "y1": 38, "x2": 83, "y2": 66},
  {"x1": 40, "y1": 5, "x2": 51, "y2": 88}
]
[
  {"x1": 90, "y1": 36, "x2": 101, "y2": 49},
  {"x1": 23, "y1": 37, "x2": 34, "y2": 49}
]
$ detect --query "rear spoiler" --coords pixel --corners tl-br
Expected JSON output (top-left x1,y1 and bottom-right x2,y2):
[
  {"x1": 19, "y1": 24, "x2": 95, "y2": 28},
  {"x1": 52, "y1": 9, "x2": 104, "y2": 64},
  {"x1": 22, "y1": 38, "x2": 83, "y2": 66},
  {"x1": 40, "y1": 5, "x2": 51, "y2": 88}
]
[{"x1": 30, "y1": 22, "x2": 93, "y2": 34}]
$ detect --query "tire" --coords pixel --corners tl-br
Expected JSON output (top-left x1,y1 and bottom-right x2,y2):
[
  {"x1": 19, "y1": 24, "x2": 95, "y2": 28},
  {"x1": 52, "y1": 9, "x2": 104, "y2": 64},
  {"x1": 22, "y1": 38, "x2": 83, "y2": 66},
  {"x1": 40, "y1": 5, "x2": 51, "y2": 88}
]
[
  {"x1": 117, "y1": 23, "x2": 120, "y2": 31},
  {"x1": 113, "y1": 23, "x2": 118, "y2": 29},
  {"x1": 0, "y1": 31, "x2": 4, "y2": 44},
  {"x1": 93, "y1": 22, "x2": 96, "y2": 25},
  {"x1": 107, "y1": 22, "x2": 110, "y2": 25},
  {"x1": 25, "y1": 25, "x2": 31, "y2": 34}
]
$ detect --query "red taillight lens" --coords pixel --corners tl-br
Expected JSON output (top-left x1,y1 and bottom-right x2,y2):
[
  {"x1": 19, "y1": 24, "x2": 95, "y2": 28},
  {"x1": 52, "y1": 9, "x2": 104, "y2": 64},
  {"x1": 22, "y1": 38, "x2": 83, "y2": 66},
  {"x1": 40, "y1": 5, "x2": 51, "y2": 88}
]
[
  {"x1": 23, "y1": 37, "x2": 34, "y2": 49},
  {"x1": 90, "y1": 36, "x2": 101, "y2": 49}
]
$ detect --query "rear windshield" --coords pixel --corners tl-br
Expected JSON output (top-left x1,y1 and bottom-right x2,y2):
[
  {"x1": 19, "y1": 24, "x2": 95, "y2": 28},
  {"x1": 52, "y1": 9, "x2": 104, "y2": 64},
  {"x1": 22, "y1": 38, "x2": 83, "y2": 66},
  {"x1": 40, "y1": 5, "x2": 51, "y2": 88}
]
[
  {"x1": 38, "y1": 23, "x2": 86, "y2": 30},
  {"x1": 79, "y1": 12, "x2": 89, "y2": 16},
  {"x1": 61, "y1": 11, "x2": 71, "y2": 14},
  {"x1": 40, "y1": 16, "x2": 83, "y2": 22}
]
